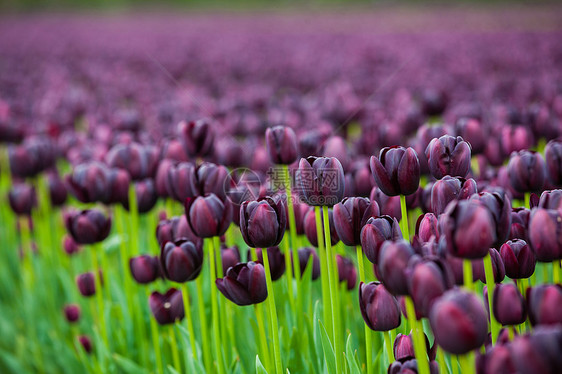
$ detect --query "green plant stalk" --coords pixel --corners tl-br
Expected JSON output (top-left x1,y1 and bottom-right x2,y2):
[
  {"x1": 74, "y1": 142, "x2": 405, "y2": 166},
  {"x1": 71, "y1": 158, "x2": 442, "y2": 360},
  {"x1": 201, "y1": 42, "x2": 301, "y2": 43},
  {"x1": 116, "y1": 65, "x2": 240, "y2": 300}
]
[
  {"x1": 169, "y1": 326, "x2": 181, "y2": 372},
  {"x1": 357, "y1": 245, "x2": 374, "y2": 373},
  {"x1": 524, "y1": 192, "x2": 531, "y2": 210},
  {"x1": 281, "y1": 234, "x2": 296, "y2": 317},
  {"x1": 284, "y1": 164, "x2": 301, "y2": 290},
  {"x1": 262, "y1": 247, "x2": 284, "y2": 374},
  {"x1": 314, "y1": 206, "x2": 332, "y2": 339},
  {"x1": 213, "y1": 236, "x2": 231, "y2": 366},
  {"x1": 463, "y1": 259, "x2": 473, "y2": 293},
  {"x1": 114, "y1": 206, "x2": 133, "y2": 318},
  {"x1": 195, "y1": 276, "x2": 212, "y2": 371},
  {"x1": 553, "y1": 261, "x2": 560, "y2": 284},
  {"x1": 399, "y1": 195, "x2": 410, "y2": 240},
  {"x1": 483, "y1": 254, "x2": 499, "y2": 345},
  {"x1": 181, "y1": 283, "x2": 197, "y2": 360},
  {"x1": 148, "y1": 289, "x2": 164, "y2": 374},
  {"x1": 128, "y1": 185, "x2": 140, "y2": 256},
  {"x1": 91, "y1": 244, "x2": 109, "y2": 349},
  {"x1": 208, "y1": 237, "x2": 225, "y2": 374},
  {"x1": 404, "y1": 296, "x2": 430, "y2": 374},
  {"x1": 323, "y1": 206, "x2": 342, "y2": 373},
  {"x1": 254, "y1": 303, "x2": 273, "y2": 372},
  {"x1": 452, "y1": 356, "x2": 460, "y2": 374},
  {"x1": 458, "y1": 352, "x2": 475, "y2": 374},
  {"x1": 383, "y1": 330, "x2": 393, "y2": 364},
  {"x1": 436, "y1": 347, "x2": 447, "y2": 374}
]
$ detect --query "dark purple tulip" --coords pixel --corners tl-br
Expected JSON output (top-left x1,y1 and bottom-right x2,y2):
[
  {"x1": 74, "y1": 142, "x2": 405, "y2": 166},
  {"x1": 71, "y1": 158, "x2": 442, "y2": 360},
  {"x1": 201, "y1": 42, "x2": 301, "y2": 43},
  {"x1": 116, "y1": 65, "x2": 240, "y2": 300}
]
[
  {"x1": 165, "y1": 162, "x2": 198, "y2": 202},
  {"x1": 177, "y1": 119, "x2": 215, "y2": 158},
  {"x1": 129, "y1": 255, "x2": 161, "y2": 284},
  {"x1": 359, "y1": 281, "x2": 401, "y2": 331},
  {"x1": 123, "y1": 179, "x2": 157, "y2": 213},
  {"x1": 9, "y1": 137, "x2": 55, "y2": 178},
  {"x1": 297, "y1": 156, "x2": 345, "y2": 206},
  {"x1": 484, "y1": 136, "x2": 507, "y2": 167},
  {"x1": 105, "y1": 167, "x2": 131, "y2": 205},
  {"x1": 370, "y1": 187, "x2": 401, "y2": 220},
  {"x1": 393, "y1": 333, "x2": 416, "y2": 362},
  {"x1": 333, "y1": 197, "x2": 379, "y2": 246},
  {"x1": 48, "y1": 172, "x2": 68, "y2": 207},
  {"x1": 155, "y1": 159, "x2": 175, "y2": 197},
  {"x1": 528, "y1": 208, "x2": 562, "y2": 262},
  {"x1": 323, "y1": 136, "x2": 351, "y2": 171},
  {"x1": 78, "y1": 335, "x2": 93, "y2": 354},
  {"x1": 337, "y1": 255, "x2": 357, "y2": 290},
  {"x1": 156, "y1": 215, "x2": 200, "y2": 247},
  {"x1": 479, "y1": 345, "x2": 516, "y2": 374},
  {"x1": 509, "y1": 326, "x2": 562, "y2": 374},
  {"x1": 425, "y1": 135, "x2": 471, "y2": 179},
  {"x1": 195, "y1": 162, "x2": 231, "y2": 201},
  {"x1": 440, "y1": 200, "x2": 496, "y2": 259},
  {"x1": 160, "y1": 139, "x2": 188, "y2": 162},
  {"x1": 221, "y1": 245, "x2": 241, "y2": 275},
  {"x1": 215, "y1": 137, "x2": 247, "y2": 168},
  {"x1": 65, "y1": 209, "x2": 111, "y2": 245},
  {"x1": 265, "y1": 126, "x2": 299, "y2": 165},
  {"x1": 377, "y1": 240, "x2": 415, "y2": 296},
  {"x1": 65, "y1": 162, "x2": 110, "y2": 203},
  {"x1": 240, "y1": 196, "x2": 286, "y2": 248},
  {"x1": 293, "y1": 247, "x2": 320, "y2": 280},
  {"x1": 507, "y1": 150, "x2": 546, "y2": 193},
  {"x1": 184, "y1": 193, "x2": 232, "y2": 238},
  {"x1": 538, "y1": 189, "x2": 562, "y2": 213},
  {"x1": 419, "y1": 182, "x2": 434, "y2": 213},
  {"x1": 415, "y1": 213, "x2": 440, "y2": 242},
  {"x1": 499, "y1": 240, "x2": 535, "y2": 279},
  {"x1": 527, "y1": 285, "x2": 562, "y2": 326},
  {"x1": 469, "y1": 248, "x2": 505, "y2": 284},
  {"x1": 149, "y1": 288, "x2": 185, "y2": 325},
  {"x1": 408, "y1": 258, "x2": 454, "y2": 318},
  {"x1": 105, "y1": 142, "x2": 159, "y2": 181},
  {"x1": 370, "y1": 146, "x2": 420, "y2": 196},
  {"x1": 64, "y1": 304, "x2": 81, "y2": 323},
  {"x1": 0, "y1": 121, "x2": 23, "y2": 143},
  {"x1": 430, "y1": 176, "x2": 477, "y2": 215},
  {"x1": 429, "y1": 289, "x2": 488, "y2": 355},
  {"x1": 470, "y1": 191, "x2": 512, "y2": 247},
  {"x1": 455, "y1": 117, "x2": 487, "y2": 155},
  {"x1": 361, "y1": 216, "x2": 402, "y2": 264},
  {"x1": 350, "y1": 159, "x2": 375, "y2": 197},
  {"x1": 509, "y1": 207, "x2": 530, "y2": 241},
  {"x1": 247, "y1": 247, "x2": 285, "y2": 281},
  {"x1": 388, "y1": 359, "x2": 439, "y2": 374},
  {"x1": 216, "y1": 262, "x2": 267, "y2": 306},
  {"x1": 63, "y1": 235, "x2": 81, "y2": 255},
  {"x1": 545, "y1": 140, "x2": 562, "y2": 186},
  {"x1": 161, "y1": 240, "x2": 204, "y2": 282},
  {"x1": 421, "y1": 88, "x2": 448, "y2": 116},
  {"x1": 76, "y1": 272, "x2": 96, "y2": 297},
  {"x1": 303, "y1": 207, "x2": 340, "y2": 247},
  {"x1": 8, "y1": 183, "x2": 36, "y2": 216},
  {"x1": 292, "y1": 200, "x2": 309, "y2": 235},
  {"x1": 493, "y1": 283, "x2": 527, "y2": 326}
]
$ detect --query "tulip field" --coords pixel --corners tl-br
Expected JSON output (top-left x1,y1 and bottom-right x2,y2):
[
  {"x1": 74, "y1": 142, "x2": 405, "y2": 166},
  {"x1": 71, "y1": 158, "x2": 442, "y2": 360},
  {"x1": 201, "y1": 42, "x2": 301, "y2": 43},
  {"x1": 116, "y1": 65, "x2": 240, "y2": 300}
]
[{"x1": 1, "y1": 5, "x2": 562, "y2": 374}]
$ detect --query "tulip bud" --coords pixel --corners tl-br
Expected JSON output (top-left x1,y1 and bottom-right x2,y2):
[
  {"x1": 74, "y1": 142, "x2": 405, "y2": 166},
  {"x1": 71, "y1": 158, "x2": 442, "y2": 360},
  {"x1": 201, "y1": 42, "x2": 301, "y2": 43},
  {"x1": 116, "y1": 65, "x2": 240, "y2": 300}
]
[
  {"x1": 393, "y1": 333, "x2": 416, "y2": 362},
  {"x1": 509, "y1": 207, "x2": 530, "y2": 241},
  {"x1": 65, "y1": 209, "x2": 111, "y2": 244},
  {"x1": 130, "y1": 255, "x2": 162, "y2": 284},
  {"x1": 293, "y1": 247, "x2": 320, "y2": 280},
  {"x1": 48, "y1": 172, "x2": 68, "y2": 207},
  {"x1": 415, "y1": 213, "x2": 440, "y2": 242},
  {"x1": 105, "y1": 167, "x2": 131, "y2": 205},
  {"x1": 105, "y1": 142, "x2": 159, "y2": 181},
  {"x1": 184, "y1": 193, "x2": 232, "y2": 238},
  {"x1": 545, "y1": 140, "x2": 562, "y2": 187},
  {"x1": 408, "y1": 258, "x2": 454, "y2": 318},
  {"x1": 370, "y1": 186, "x2": 401, "y2": 220},
  {"x1": 425, "y1": 135, "x2": 471, "y2": 179},
  {"x1": 65, "y1": 162, "x2": 110, "y2": 203},
  {"x1": 538, "y1": 189, "x2": 562, "y2": 213},
  {"x1": 297, "y1": 156, "x2": 345, "y2": 206},
  {"x1": 479, "y1": 345, "x2": 516, "y2": 374},
  {"x1": 421, "y1": 88, "x2": 448, "y2": 116},
  {"x1": 527, "y1": 285, "x2": 562, "y2": 326},
  {"x1": 455, "y1": 117, "x2": 487, "y2": 155},
  {"x1": 160, "y1": 240, "x2": 203, "y2": 283},
  {"x1": 499, "y1": 240, "x2": 535, "y2": 279},
  {"x1": 8, "y1": 183, "x2": 36, "y2": 216},
  {"x1": 63, "y1": 235, "x2": 81, "y2": 255},
  {"x1": 215, "y1": 137, "x2": 247, "y2": 168},
  {"x1": 177, "y1": 118, "x2": 215, "y2": 158},
  {"x1": 123, "y1": 179, "x2": 157, "y2": 213},
  {"x1": 509, "y1": 326, "x2": 562, "y2": 374},
  {"x1": 440, "y1": 200, "x2": 496, "y2": 259},
  {"x1": 165, "y1": 162, "x2": 198, "y2": 202},
  {"x1": 337, "y1": 255, "x2": 357, "y2": 290},
  {"x1": 149, "y1": 288, "x2": 185, "y2": 325},
  {"x1": 240, "y1": 196, "x2": 286, "y2": 248},
  {"x1": 265, "y1": 126, "x2": 299, "y2": 165},
  {"x1": 76, "y1": 272, "x2": 96, "y2": 297},
  {"x1": 507, "y1": 150, "x2": 546, "y2": 193},
  {"x1": 361, "y1": 216, "x2": 402, "y2": 264},
  {"x1": 430, "y1": 176, "x2": 477, "y2": 215},
  {"x1": 216, "y1": 262, "x2": 267, "y2": 306},
  {"x1": 155, "y1": 159, "x2": 174, "y2": 197},
  {"x1": 156, "y1": 215, "x2": 200, "y2": 248},
  {"x1": 78, "y1": 335, "x2": 93, "y2": 354},
  {"x1": 492, "y1": 283, "x2": 527, "y2": 326},
  {"x1": 469, "y1": 191, "x2": 512, "y2": 247},
  {"x1": 63, "y1": 304, "x2": 81, "y2": 323},
  {"x1": 377, "y1": 240, "x2": 415, "y2": 296},
  {"x1": 370, "y1": 146, "x2": 420, "y2": 196},
  {"x1": 303, "y1": 207, "x2": 340, "y2": 247},
  {"x1": 359, "y1": 281, "x2": 401, "y2": 331},
  {"x1": 528, "y1": 208, "x2": 562, "y2": 262},
  {"x1": 196, "y1": 162, "x2": 232, "y2": 201},
  {"x1": 429, "y1": 289, "x2": 488, "y2": 354},
  {"x1": 292, "y1": 200, "x2": 309, "y2": 235},
  {"x1": 246, "y1": 247, "x2": 285, "y2": 281},
  {"x1": 221, "y1": 245, "x2": 241, "y2": 275},
  {"x1": 350, "y1": 159, "x2": 375, "y2": 197},
  {"x1": 333, "y1": 197, "x2": 379, "y2": 246}
]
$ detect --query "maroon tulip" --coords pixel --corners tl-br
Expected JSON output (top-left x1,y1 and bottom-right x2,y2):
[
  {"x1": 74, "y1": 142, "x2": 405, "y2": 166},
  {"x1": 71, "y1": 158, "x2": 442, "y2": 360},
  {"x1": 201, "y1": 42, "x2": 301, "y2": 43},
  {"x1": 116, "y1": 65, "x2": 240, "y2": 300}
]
[
  {"x1": 247, "y1": 247, "x2": 285, "y2": 281},
  {"x1": 156, "y1": 215, "x2": 200, "y2": 248},
  {"x1": 297, "y1": 156, "x2": 345, "y2": 206},
  {"x1": 333, "y1": 197, "x2": 379, "y2": 246},
  {"x1": 65, "y1": 162, "x2": 110, "y2": 203},
  {"x1": 123, "y1": 179, "x2": 158, "y2": 213},
  {"x1": 78, "y1": 335, "x2": 93, "y2": 354},
  {"x1": 65, "y1": 209, "x2": 111, "y2": 244},
  {"x1": 216, "y1": 262, "x2": 267, "y2": 306},
  {"x1": 493, "y1": 283, "x2": 527, "y2": 326},
  {"x1": 415, "y1": 213, "x2": 440, "y2": 242},
  {"x1": 507, "y1": 150, "x2": 546, "y2": 193},
  {"x1": 370, "y1": 187, "x2": 402, "y2": 220},
  {"x1": 359, "y1": 281, "x2": 401, "y2": 331},
  {"x1": 370, "y1": 146, "x2": 420, "y2": 196},
  {"x1": 509, "y1": 207, "x2": 530, "y2": 241},
  {"x1": 105, "y1": 142, "x2": 159, "y2": 181},
  {"x1": 221, "y1": 245, "x2": 241, "y2": 275},
  {"x1": 527, "y1": 285, "x2": 562, "y2": 326},
  {"x1": 105, "y1": 167, "x2": 131, "y2": 205},
  {"x1": 184, "y1": 193, "x2": 232, "y2": 238},
  {"x1": 195, "y1": 162, "x2": 231, "y2": 200},
  {"x1": 63, "y1": 304, "x2": 81, "y2": 323},
  {"x1": 425, "y1": 135, "x2": 471, "y2": 179},
  {"x1": 48, "y1": 172, "x2": 68, "y2": 207},
  {"x1": 538, "y1": 189, "x2": 562, "y2": 213},
  {"x1": 160, "y1": 240, "x2": 204, "y2": 282},
  {"x1": 408, "y1": 258, "x2": 454, "y2": 318},
  {"x1": 63, "y1": 235, "x2": 81, "y2": 255},
  {"x1": 470, "y1": 191, "x2": 513, "y2": 247},
  {"x1": 177, "y1": 118, "x2": 215, "y2": 158},
  {"x1": 499, "y1": 240, "x2": 535, "y2": 279},
  {"x1": 130, "y1": 255, "x2": 162, "y2": 284},
  {"x1": 265, "y1": 126, "x2": 299, "y2": 165},
  {"x1": 528, "y1": 208, "x2": 562, "y2": 262},
  {"x1": 455, "y1": 117, "x2": 487, "y2": 154},
  {"x1": 303, "y1": 207, "x2": 340, "y2": 247},
  {"x1": 360, "y1": 216, "x2": 402, "y2": 264},
  {"x1": 509, "y1": 326, "x2": 562, "y2": 374},
  {"x1": 165, "y1": 162, "x2": 198, "y2": 202},
  {"x1": 149, "y1": 288, "x2": 185, "y2": 325},
  {"x1": 76, "y1": 272, "x2": 96, "y2": 297},
  {"x1": 240, "y1": 196, "x2": 286, "y2": 248},
  {"x1": 337, "y1": 255, "x2": 357, "y2": 290},
  {"x1": 478, "y1": 344, "x2": 516, "y2": 374},
  {"x1": 377, "y1": 240, "x2": 415, "y2": 296},
  {"x1": 155, "y1": 159, "x2": 175, "y2": 197},
  {"x1": 393, "y1": 333, "x2": 416, "y2": 362},
  {"x1": 545, "y1": 140, "x2": 562, "y2": 187},
  {"x1": 8, "y1": 183, "x2": 36, "y2": 216},
  {"x1": 430, "y1": 176, "x2": 477, "y2": 215},
  {"x1": 292, "y1": 247, "x2": 320, "y2": 280},
  {"x1": 388, "y1": 359, "x2": 439, "y2": 374}
]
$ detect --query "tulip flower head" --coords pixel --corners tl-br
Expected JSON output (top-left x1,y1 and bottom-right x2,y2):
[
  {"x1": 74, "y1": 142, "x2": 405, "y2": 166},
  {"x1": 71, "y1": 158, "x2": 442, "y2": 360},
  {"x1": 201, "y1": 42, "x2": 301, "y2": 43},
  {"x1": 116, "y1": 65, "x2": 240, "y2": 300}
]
[
  {"x1": 216, "y1": 262, "x2": 267, "y2": 306},
  {"x1": 240, "y1": 196, "x2": 286, "y2": 248},
  {"x1": 359, "y1": 281, "x2": 401, "y2": 331},
  {"x1": 370, "y1": 146, "x2": 420, "y2": 196}
]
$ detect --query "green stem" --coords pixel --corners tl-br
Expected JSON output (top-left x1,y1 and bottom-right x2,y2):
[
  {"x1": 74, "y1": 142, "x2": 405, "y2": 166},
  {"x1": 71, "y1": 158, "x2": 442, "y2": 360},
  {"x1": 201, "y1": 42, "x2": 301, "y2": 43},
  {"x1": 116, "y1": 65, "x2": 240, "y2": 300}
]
[
  {"x1": 91, "y1": 244, "x2": 108, "y2": 349},
  {"x1": 254, "y1": 304, "x2": 273, "y2": 372},
  {"x1": 128, "y1": 184, "x2": 139, "y2": 254},
  {"x1": 383, "y1": 330, "x2": 393, "y2": 364},
  {"x1": 181, "y1": 283, "x2": 197, "y2": 360},
  {"x1": 208, "y1": 238, "x2": 224, "y2": 374},
  {"x1": 213, "y1": 236, "x2": 230, "y2": 365},
  {"x1": 283, "y1": 165, "x2": 301, "y2": 295},
  {"x1": 169, "y1": 326, "x2": 181, "y2": 372},
  {"x1": 357, "y1": 245, "x2": 373, "y2": 373},
  {"x1": 356, "y1": 245, "x2": 366, "y2": 283},
  {"x1": 458, "y1": 352, "x2": 475, "y2": 374},
  {"x1": 148, "y1": 289, "x2": 164, "y2": 374},
  {"x1": 553, "y1": 261, "x2": 560, "y2": 284},
  {"x1": 195, "y1": 277, "x2": 212, "y2": 371},
  {"x1": 452, "y1": 356, "x2": 459, "y2": 374},
  {"x1": 314, "y1": 206, "x2": 332, "y2": 339},
  {"x1": 524, "y1": 192, "x2": 531, "y2": 210},
  {"x1": 404, "y1": 296, "x2": 429, "y2": 374},
  {"x1": 262, "y1": 247, "x2": 283, "y2": 374},
  {"x1": 463, "y1": 259, "x2": 473, "y2": 293},
  {"x1": 399, "y1": 195, "x2": 410, "y2": 241},
  {"x1": 483, "y1": 254, "x2": 499, "y2": 345},
  {"x1": 436, "y1": 347, "x2": 447, "y2": 374}
]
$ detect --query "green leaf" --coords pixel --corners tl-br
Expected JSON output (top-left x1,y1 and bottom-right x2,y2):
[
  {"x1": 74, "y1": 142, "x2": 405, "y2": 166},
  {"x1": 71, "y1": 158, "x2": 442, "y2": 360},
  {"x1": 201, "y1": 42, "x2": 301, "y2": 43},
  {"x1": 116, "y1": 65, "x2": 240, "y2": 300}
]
[
  {"x1": 318, "y1": 320, "x2": 336, "y2": 374},
  {"x1": 256, "y1": 355, "x2": 269, "y2": 374},
  {"x1": 166, "y1": 365, "x2": 181, "y2": 374},
  {"x1": 0, "y1": 348, "x2": 26, "y2": 373},
  {"x1": 113, "y1": 354, "x2": 150, "y2": 374},
  {"x1": 345, "y1": 334, "x2": 361, "y2": 374}
]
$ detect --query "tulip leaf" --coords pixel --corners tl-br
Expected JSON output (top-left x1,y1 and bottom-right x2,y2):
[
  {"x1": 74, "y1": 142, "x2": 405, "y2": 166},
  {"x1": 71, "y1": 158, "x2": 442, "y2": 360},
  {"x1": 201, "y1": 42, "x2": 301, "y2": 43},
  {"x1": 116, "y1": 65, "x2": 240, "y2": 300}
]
[
  {"x1": 255, "y1": 354, "x2": 269, "y2": 374},
  {"x1": 345, "y1": 334, "x2": 361, "y2": 374},
  {"x1": 0, "y1": 348, "x2": 25, "y2": 373},
  {"x1": 176, "y1": 324, "x2": 202, "y2": 373},
  {"x1": 112, "y1": 353, "x2": 150, "y2": 374},
  {"x1": 166, "y1": 365, "x2": 180, "y2": 374},
  {"x1": 318, "y1": 319, "x2": 336, "y2": 374}
]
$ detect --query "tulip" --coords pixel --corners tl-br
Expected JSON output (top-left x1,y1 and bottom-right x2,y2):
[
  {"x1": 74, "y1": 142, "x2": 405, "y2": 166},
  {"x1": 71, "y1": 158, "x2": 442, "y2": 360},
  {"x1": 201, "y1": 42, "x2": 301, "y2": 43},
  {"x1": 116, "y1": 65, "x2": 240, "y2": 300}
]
[
  {"x1": 499, "y1": 240, "x2": 535, "y2": 279},
  {"x1": 105, "y1": 167, "x2": 131, "y2": 205},
  {"x1": 421, "y1": 88, "x2": 448, "y2": 116},
  {"x1": 455, "y1": 117, "x2": 487, "y2": 155},
  {"x1": 65, "y1": 209, "x2": 111, "y2": 245},
  {"x1": 430, "y1": 176, "x2": 477, "y2": 215},
  {"x1": 165, "y1": 162, "x2": 198, "y2": 202},
  {"x1": 78, "y1": 335, "x2": 93, "y2": 354},
  {"x1": 507, "y1": 150, "x2": 546, "y2": 193},
  {"x1": 156, "y1": 215, "x2": 200, "y2": 247},
  {"x1": 478, "y1": 345, "x2": 516, "y2": 374},
  {"x1": 440, "y1": 200, "x2": 496, "y2": 259},
  {"x1": 500, "y1": 125, "x2": 535, "y2": 156},
  {"x1": 105, "y1": 142, "x2": 159, "y2": 180},
  {"x1": 65, "y1": 162, "x2": 111, "y2": 203},
  {"x1": 425, "y1": 135, "x2": 471, "y2": 179},
  {"x1": 337, "y1": 254, "x2": 357, "y2": 290},
  {"x1": 509, "y1": 207, "x2": 530, "y2": 241},
  {"x1": 528, "y1": 208, "x2": 562, "y2": 262},
  {"x1": 469, "y1": 191, "x2": 512, "y2": 247},
  {"x1": 408, "y1": 258, "x2": 454, "y2": 318},
  {"x1": 155, "y1": 159, "x2": 175, "y2": 197},
  {"x1": 177, "y1": 118, "x2": 215, "y2": 158},
  {"x1": 246, "y1": 247, "x2": 285, "y2": 281},
  {"x1": 377, "y1": 240, "x2": 415, "y2": 295},
  {"x1": 221, "y1": 245, "x2": 241, "y2": 275},
  {"x1": 123, "y1": 179, "x2": 157, "y2": 213},
  {"x1": 8, "y1": 183, "x2": 36, "y2": 216},
  {"x1": 265, "y1": 126, "x2": 299, "y2": 165},
  {"x1": 509, "y1": 326, "x2": 562, "y2": 374},
  {"x1": 370, "y1": 186, "x2": 401, "y2": 220},
  {"x1": 359, "y1": 281, "x2": 401, "y2": 331},
  {"x1": 303, "y1": 207, "x2": 340, "y2": 247},
  {"x1": 527, "y1": 285, "x2": 562, "y2": 326},
  {"x1": 350, "y1": 159, "x2": 375, "y2": 197},
  {"x1": 545, "y1": 140, "x2": 562, "y2": 186},
  {"x1": 333, "y1": 197, "x2": 379, "y2": 246},
  {"x1": 76, "y1": 272, "x2": 96, "y2": 297},
  {"x1": 195, "y1": 162, "x2": 231, "y2": 200},
  {"x1": 240, "y1": 196, "x2": 286, "y2": 248},
  {"x1": 292, "y1": 247, "x2": 320, "y2": 280},
  {"x1": 492, "y1": 283, "x2": 527, "y2": 326},
  {"x1": 215, "y1": 137, "x2": 247, "y2": 168},
  {"x1": 393, "y1": 333, "x2": 416, "y2": 362},
  {"x1": 63, "y1": 235, "x2": 81, "y2": 255},
  {"x1": 9, "y1": 137, "x2": 55, "y2": 178},
  {"x1": 160, "y1": 240, "x2": 204, "y2": 283},
  {"x1": 63, "y1": 304, "x2": 81, "y2": 323},
  {"x1": 429, "y1": 289, "x2": 488, "y2": 354},
  {"x1": 388, "y1": 359, "x2": 440, "y2": 374},
  {"x1": 297, "y1": 156, "x2": 345, "y2": 206},
  {"x1": 415, "y1": 213, "x2": 439, "y2": 242},
  {"x1": 370, "y1": 146, "x2": 420, "y2": 196},
  {"x1": 215, "y1": 262, "x2": 267, "y2": 306},
  {"x1": 130, "y1": 255, "x2": 162, "y2": 284},
  {"x1": 48, "y1": 172, "x2": 68, "y2": 207},
  {"x1": 538, "y1": 189, "x2": 562, "y2": 213},
  {"x1": 184, "y1": 193, "x2": 232, "y2": 238},
  {"x1": 149, "y1": 288, "x2": 185, "y2": 325},
  {"x1": 360, "y1": 216, "x2": 402, "y2": 264}
]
